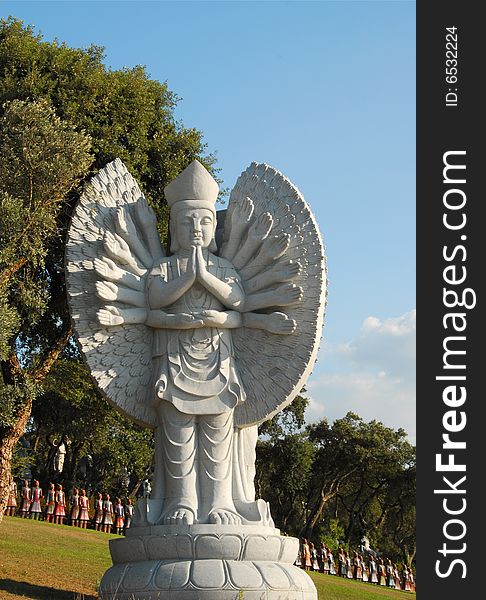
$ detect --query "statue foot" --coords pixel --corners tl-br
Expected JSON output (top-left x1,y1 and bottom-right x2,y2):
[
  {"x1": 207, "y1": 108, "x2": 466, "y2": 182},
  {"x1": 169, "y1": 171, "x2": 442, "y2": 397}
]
[
  {"x1": 163, "y1": 506, "x2": 195, "y2": 525},
  {"x1": 208, "y1": 508, "x2": 242, "y2": 525}
]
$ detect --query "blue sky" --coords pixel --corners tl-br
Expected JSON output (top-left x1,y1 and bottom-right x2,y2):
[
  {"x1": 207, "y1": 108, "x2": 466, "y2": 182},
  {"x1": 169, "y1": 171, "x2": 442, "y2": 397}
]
[{"x1": 2, "y1": 1, "x2": 416, "y2": 440}]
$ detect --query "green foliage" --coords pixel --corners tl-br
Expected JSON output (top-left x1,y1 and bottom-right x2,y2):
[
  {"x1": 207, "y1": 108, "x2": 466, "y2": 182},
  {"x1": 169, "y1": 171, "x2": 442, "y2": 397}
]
[
  {"x1": 256, "y1": 408, "x2": 416, "y2": 565},
  {"x1": 256, "y1": 429, "x2": 314, "y2": 535},
  {"x1": 0, "y1": 98, "x2": 92, "y2": 224},
  {"x1": 0, "y1": 285, "x2": 19, "y2": 359},
  {"x1": 319, "y1": 518, "x2": 346, "y2": 553},
  {"x1": 0, "y1": 384, "x2": 21, "y2": 428},
  {"x1": 259, "y1": 392, "x2": 309, "y2": 439},
  {"x1": 373, "y1": 466, "x2": 416, "y2": 565},
  {"x1": 304, "y1": 413, "x2": 415, "y2": 547},
  {"x1": 0, "y1": 378, "x2": 37, "y2": 428},
  {"x1": 0, "y1": 98, "x2": 92, "y2": 363}
]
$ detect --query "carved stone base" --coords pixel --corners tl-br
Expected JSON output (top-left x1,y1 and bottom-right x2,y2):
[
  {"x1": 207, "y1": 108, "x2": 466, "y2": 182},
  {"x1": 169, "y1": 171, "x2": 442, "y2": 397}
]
[{"x1": 98, "y1": 525, "x2": 317, "y2": 599}]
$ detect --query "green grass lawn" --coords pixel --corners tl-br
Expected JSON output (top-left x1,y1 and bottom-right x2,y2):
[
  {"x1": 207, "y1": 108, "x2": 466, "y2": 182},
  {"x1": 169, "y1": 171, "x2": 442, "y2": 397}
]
[
  {"x1": 0, "y1": 516, "x2": 415, "y2": 599},
  {"x1": 309, "y1": 571, "x2": 415, "y2": 600},
  {"x1": 0, "y1": 516, "x2": 118, "y2": 599}
]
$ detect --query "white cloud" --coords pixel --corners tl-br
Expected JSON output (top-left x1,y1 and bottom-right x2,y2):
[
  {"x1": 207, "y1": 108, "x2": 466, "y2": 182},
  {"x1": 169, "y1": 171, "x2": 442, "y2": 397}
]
[{"x1": 307, "y1": 310, "x2": 416, "y2": 442}]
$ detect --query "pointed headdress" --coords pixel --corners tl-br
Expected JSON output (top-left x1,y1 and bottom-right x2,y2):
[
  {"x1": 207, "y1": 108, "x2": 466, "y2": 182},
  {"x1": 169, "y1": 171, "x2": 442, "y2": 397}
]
[{"x1": 164, "y1": 160, "x2": 219, "y2": 214}]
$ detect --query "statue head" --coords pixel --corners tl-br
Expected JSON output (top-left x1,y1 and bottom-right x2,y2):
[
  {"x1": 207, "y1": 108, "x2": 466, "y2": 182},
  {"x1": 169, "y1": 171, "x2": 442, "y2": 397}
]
[{"x1": 164, "y1": 160, "x2": 219, "y2": 253}]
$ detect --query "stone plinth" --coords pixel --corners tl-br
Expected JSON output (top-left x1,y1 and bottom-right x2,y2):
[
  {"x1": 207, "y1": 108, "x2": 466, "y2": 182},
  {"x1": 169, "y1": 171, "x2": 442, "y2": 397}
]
[{"x1": 98, "y1": 525, "x2": 317, "y2": 599}]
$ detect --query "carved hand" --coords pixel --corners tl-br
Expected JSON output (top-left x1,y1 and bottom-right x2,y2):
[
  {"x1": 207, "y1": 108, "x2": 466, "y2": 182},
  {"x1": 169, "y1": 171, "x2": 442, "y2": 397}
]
[
  {"x1": 103, "y1": 231, "x2": 144, "y2": 276},
  {"x1": 273, "y1": 259, "x2": 301, "y2": 281},
  {"x1": 94, "y1": 257, "x2": 118, "y2": 280},
  {"x1": 97, "y1": 306, "x2": 124, "y2": 326},
  {"x1": 96, "y1": 281, "x2": 146, "y2": 307},
  {"x1": 195, "y1": 245, "x2": 208, "y2": 283},
  {"x1": 231, "y1": 196, "x2": 254, "y2": 228},
  {"x1": 97, "y1": 306, "x2": 148, "y2": 326},
  {"x1": 248, "y1": 211, "x2": 273, "y2": 240},
  {"x1": 274, "y1": 283, "x2": 304, "y2": 305},
  {"x1": 172, "y1": 313, "x2": 204, "y2": 329},
  {"x1": 104, "y1": 231, "x2": 130, "y2": 265},
  {"x1": 94, "y1": 257, "x2": 142, "y2": 290},
  {"x1": 185, "y1": 246, "x2": 198, "y2": 284},
  {"x1": 96, "y1": 281, "x2": 118, "y2": 301},
  {"x1": 260, "y1": 233, "x2": 290, "y2": 262},
  {"x1": 135, "y1": 197, "x2": 157, "y2": 227},
  {"x1": 199, "y1": 310, "x2": 227, "y2": 327}
]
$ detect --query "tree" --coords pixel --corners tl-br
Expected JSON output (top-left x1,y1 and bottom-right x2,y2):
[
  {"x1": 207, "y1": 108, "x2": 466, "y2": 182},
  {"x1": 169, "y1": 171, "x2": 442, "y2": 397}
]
[
  {"x1": 0, "y1": 17, "x2": 214, "y2": 523},
  {"x1": 0, "y1": 98, "x2": 92, "y2": 522},
  {"x1": 374, "y1": 465, "x2": 416, "y2": 566},
  {"x1": 255, "y1": 393, "x2": 313, "y2": 535},
  {"x1": 303, "y1": 412, "x2": 415, "y2": 545},
  {"x1": 258, "y1": 391, "x2": 309, "y2": 439},
  {"x1": 256, "y1": 432, "x2": 314, "y2": 535}
]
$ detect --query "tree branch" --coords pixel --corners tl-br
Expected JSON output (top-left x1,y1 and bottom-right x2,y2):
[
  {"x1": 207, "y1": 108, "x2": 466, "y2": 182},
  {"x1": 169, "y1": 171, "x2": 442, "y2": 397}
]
[
  {"x1": 0, "y1": 257, "x2": 28, "y2": 289},
  {"x1": 30, "y1": 326, "x2": 73, "y2": 383}
]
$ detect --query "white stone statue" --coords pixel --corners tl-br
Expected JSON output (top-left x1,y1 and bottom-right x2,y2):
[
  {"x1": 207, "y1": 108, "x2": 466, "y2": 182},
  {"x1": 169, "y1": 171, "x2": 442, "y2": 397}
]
[
  {"x1": 53, "y1": 439, "x2": 67, "y2": 473},
  {"x1": 66, "y1": 158, "x2": 326, "y2": 599}
]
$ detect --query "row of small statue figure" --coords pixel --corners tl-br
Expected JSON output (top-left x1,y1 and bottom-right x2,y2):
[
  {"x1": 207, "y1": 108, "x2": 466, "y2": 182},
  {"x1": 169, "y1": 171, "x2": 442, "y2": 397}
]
[
  {"x1": 5, "y1": 479, "x2": 134, "y2": 535},
  {"x1": 297, "y1": 540, "x2": 416, "y2": 592}
]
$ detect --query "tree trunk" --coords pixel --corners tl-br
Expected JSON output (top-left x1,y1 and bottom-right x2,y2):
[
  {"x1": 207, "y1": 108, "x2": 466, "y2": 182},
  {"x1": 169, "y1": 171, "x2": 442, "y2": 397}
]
[
  {"x1": 65, "y1": 442, "x2": 83, "y2": 489},
  {"x1": 0, "y1": 396, "x2": 33, "y2": 525},
  {"x1": 129, "y1": 478, "x2": 142, "y2": 498},
  {"x1": 303, "y1": 488, "x2": 335, "y2": 539}
]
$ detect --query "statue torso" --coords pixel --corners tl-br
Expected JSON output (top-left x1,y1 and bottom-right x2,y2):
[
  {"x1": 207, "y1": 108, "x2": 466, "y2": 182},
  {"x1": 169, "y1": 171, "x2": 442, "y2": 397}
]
[{"x1": 151, "y1": 254, "x2": 245, "y2": 415}]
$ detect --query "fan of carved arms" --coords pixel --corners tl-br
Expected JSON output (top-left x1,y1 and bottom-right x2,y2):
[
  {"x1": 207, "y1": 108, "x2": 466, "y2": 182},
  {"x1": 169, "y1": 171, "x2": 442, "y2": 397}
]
[{"x1": 66, "y1": 159, "x2": 326, "y2": 428}]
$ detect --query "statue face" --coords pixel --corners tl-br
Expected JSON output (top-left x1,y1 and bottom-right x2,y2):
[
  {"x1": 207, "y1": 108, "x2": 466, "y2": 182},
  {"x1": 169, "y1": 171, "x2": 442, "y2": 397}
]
[{"x1": 174, "y1": 208, "x2": 215, "y2": 250}]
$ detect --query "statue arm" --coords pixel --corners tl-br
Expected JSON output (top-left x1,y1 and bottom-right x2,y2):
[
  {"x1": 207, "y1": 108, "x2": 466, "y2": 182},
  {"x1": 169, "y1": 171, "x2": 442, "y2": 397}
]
[
  {"x1": 97, "y1": 306, "x2": 205, "y2": 329},
  {"x1": 244, "y1": 259, "x2": 301, "y2": 294},
  {"x1": 242, "y1": 311, "x2": 296, "y2": 335},
  {"x1": 239, "y1": 232, "x2": 290, "y2": 281},
  {"x1": 197, "y1": 270, "x2": 245, "y2": 309},
  {"x1": 220, "y1": 196, "x2": 254, "y2": 261},
  {"x1": 145, "y1": 310, "x2": 204, "y2": 329},
  {"x1": 134, "y1": 197, "x2": 165, "y2": 261},
  {"x1": 231, "y1": 211, "x2": 273, "y2": 269},
  {"x1": 147, "y1": 275, "x2": 194, "y2": 308},
  {"x1": 196, "y1": 247, "x2": 245, "y2": 309},
  {"x1": 243, "y1": 283, "x2": 303, "y2": 312},
  {"x1": 148, "y1": 249, "x2": 197, "y2": 308}
]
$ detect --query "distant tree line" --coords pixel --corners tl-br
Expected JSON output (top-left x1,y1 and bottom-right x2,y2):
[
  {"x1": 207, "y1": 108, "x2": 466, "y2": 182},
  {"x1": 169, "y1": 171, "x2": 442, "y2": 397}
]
[{"x1": 257, "y1": 400, "x2": 416, "y2": 567}]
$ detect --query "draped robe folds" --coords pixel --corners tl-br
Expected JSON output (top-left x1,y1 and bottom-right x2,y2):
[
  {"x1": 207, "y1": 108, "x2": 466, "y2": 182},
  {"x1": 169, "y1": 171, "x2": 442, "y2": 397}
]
[{"x1": 146, "y1": 253, "x2": 267, "y2": 524}]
